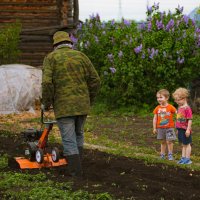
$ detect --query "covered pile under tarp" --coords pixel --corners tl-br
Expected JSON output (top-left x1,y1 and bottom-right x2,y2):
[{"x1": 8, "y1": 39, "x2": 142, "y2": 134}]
[{"x1": 0, "y1": 64, "x2": 42, "y2": 114}]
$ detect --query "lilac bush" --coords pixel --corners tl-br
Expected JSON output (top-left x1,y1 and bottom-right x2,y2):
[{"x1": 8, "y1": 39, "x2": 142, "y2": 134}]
[{"x1": 74, "y1": 4, "x2": 200, "y2": 108}]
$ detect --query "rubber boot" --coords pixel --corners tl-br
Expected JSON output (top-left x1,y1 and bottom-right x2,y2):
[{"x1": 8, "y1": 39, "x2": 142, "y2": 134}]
[
  {"x1": 78, "y1": 146, "x2": 83, "y2": 161},
  {"x1": 66, "y1": 154, "x2": 82, "y2": 177}
]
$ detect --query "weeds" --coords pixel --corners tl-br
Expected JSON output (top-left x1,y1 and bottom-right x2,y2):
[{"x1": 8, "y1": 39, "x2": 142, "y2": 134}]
[{"x1": 0, "y1": 172, "x2": 113, "y2": 200}]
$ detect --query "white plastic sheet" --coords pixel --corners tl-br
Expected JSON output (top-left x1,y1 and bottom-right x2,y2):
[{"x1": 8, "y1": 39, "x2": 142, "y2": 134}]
[{"x1": 0, "y1": 64, "x2": 42, "y2": 114}]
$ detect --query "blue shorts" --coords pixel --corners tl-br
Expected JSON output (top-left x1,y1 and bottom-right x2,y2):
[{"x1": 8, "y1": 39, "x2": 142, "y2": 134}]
[{"x1": 177, "y1": 128, "x2": 192, "y2": 145}]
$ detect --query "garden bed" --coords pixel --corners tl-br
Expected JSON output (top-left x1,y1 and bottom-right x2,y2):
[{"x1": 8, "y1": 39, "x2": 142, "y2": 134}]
[{"x1": 1, "y1": 112, "x2": 200, "y2": 199}]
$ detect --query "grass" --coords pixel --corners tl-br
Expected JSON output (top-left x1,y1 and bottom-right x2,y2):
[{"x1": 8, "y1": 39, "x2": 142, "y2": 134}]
[
  {"x1": 0, "y1": 171, "x2": 113, "y2": 200},
  {"x1": 84, "y1": 111, "x2": 200, "y2": 171},
  {"x1": 0, "y1": 106, "x2": 200, "y2": 199}
]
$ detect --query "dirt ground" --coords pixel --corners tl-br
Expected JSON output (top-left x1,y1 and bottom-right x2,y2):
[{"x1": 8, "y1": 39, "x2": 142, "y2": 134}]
[{"x1": 1, "y1": 131, "x2": 200, "y2": 200}]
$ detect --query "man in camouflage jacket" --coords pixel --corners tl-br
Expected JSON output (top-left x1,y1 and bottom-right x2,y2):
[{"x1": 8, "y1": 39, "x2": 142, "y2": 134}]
[{"x1": 42, "y1": 31, "x2": 100, "y2": 176}]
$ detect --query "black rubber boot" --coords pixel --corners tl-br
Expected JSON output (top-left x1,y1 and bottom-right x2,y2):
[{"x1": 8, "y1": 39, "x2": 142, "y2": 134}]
[
  {"x1": 78, "y1": 146, "x2": 83, "y2": 161},
  {"x1": 66, "y1": 154, "x2": 82, "y2": 177}
]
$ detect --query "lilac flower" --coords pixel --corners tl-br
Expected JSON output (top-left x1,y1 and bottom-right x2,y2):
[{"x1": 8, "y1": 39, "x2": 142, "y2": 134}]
[
  {"x1": 107, "y1": 53, "x2": 114, "y2": 62},
  {"x1": 89, "y1": 23, "x2": 93, "y2": 28},
  {"x1": 154, "y1": 2, "x2": 159, "y2": 10},
  {"x1": 96, "y1": 13, "x2": 100, "y2": 21},
  {"x1": 183, "y1": 15, "x2": 189, "y2": 25},
  {"x1": 94, "y1": 35, "x2": 99, "y2": 43},
  {"x1": 197, "y1": 41, "x2": 200, "y2": 47},
  {"x1": 166, "y1": 19, "x2": 174, "y2": 31},
  {"x1": 123, "y1": 19, "x2": 131, "y2": 26},
  {"x1": 149, "y1": 49, "x2": 155, "y2": 59},
  {"x1": 160, "y1": 11, "x2": 165, "y2": 19},
  {"x1": 149, "y1": 48, "x2": 158, "y2": 59},
  {"x1": 77, "y1": 23, "x2": 82, "y2": 30},
  {"x1": 111, "y1": 37, "x2": 115, "y2": 45},
  {"x1": 84, "y1": 41, "x2": 90, "y2": 49},
  {"x1": 191, "y1": 19, "x2": 196, "y2": 26},
  {"x1": 95, "y1": 22, "x2": 101, "y2": 29},
  {"x1": 182, "y1": 31, "x2": 187, "y2": 38},
  {"x1": 109, "y1": 67, "x2": 116, "y2": 74},
  {"x1": 148, "y1": 21, "x2": 152, "y2": 31},
  {"x1": 176, "y1": 49, "x2": 183, "y2": 54},
  {"x1": 141, "y1": 53, "x2": 145, "y2": 59},
  {"x1": 118, "y1": 51, "x2": 123, "y2": 58},
  {"x1": 89, "y1": 14, "x2": 95, "y2": 20},
  {"x1": 196, "y1": 28, "x2": 200, "y2": 34},
  {"x1": 156, "y1": 20, "x2": 164, "y2": 30},
  {"x1": 147, "y1": 5, "x2": 152, "y2": 14},
  {"x1": 129, "y1": 37, "x2": 133, "y2": 44},
  {"x1": 176, "y1": 20, "x2": 180, "y2": 27},
  {"x1": 177, "y1": 5, "x2": 184, "y2": 13},
  {"x1": 197, "y1": 35, "x2": 200, "y2": 47},
  {"x1": 163, "y1": 51, "x2": 167, "y2": 58},
  {"x1": 101, "y1": 22, "x2": 106, "y2": 29},
  {"x1": 111, "y1": 19, "x2": 115, "y2": 26},
  {"x1": 134, "y1": 44, "x2": 142, "y2": 54},
  {"x1": 70, "y1": 34, "x2": 78, "y2": 44},
  {"x1": 139, "y1": 22, "x2": 146, "y2": 30},
  {"x1": 177, "y1": 57, "x2": 185, "y2": 64},
  {"x1": 102, "y1": 31, "x2": 106, "y2": 35}
]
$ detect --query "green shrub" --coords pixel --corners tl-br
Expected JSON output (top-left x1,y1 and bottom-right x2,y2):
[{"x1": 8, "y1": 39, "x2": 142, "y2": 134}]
[
  {"x1": 74, "y1": 4, "x2": 200, "y2": 109},
  {"x1": 0, "y1": 22, "x2": 21, "y2": 65}
]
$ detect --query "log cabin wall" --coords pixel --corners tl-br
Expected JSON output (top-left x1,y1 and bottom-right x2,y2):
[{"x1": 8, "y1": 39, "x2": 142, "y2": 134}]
[{"x1": 0, "y1": 0, "x2": 79, "y2": 67}]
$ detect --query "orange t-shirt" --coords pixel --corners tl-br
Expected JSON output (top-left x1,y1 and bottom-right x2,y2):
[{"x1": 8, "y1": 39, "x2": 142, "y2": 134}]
[{"x1": 153, "y1": 104, "x2": 176, "y2": 128}]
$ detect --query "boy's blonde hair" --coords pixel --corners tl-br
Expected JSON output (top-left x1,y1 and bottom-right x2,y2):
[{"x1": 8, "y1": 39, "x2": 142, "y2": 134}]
[
  {"x1": 157, "y1": 89, "x2": 170, "y2": 98},
  {"x1": 172, "y1": 87, "x2": 190, "y2": 99}
]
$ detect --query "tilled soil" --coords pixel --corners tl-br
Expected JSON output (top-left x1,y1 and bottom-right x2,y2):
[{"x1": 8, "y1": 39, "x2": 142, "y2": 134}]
[{"x1": 1, "y1": 133, "x2": 200, "y2": 200}]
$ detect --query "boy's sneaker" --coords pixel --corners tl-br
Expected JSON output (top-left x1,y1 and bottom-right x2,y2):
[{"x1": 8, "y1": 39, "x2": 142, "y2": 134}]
[
  {"x1": 183, "y1": 158, "x2": 192, "y2": 165},
  {"x1": 160, "y1": 154, "x2": 165, "y2": 159},
  {"x1": 177, "y1": 157, "x2": 186, "y2": 164},
  {"x1": 168, "y1": 153, "x2": 174, "y2": 161}
]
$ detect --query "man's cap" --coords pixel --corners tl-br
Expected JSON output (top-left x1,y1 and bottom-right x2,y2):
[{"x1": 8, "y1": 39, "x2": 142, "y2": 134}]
[{"x1": 53, "y1": 31, "x2": 72, "y2": 45}]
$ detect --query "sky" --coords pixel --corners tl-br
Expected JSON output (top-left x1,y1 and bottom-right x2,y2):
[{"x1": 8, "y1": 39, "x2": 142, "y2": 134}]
[{"x1": 79, "y1": 0, "x2": 200, "y2": 22}]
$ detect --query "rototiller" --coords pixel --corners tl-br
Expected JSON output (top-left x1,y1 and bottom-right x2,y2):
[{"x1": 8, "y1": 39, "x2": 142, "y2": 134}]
[{"x1": 15, "y1": 108, "x2": 67, "y2": 169}]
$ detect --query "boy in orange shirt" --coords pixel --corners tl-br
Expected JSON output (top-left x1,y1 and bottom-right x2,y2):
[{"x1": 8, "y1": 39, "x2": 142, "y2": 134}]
[{"x1": 153, "y1": 89, "x2": 177, "y2": 160}]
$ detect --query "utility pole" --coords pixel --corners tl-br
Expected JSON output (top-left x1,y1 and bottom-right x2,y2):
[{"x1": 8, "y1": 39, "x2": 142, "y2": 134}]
[
  {"x1": 118, "y1": 0, "x2": 123, "y2": 20},
  {"x1": 147, "y1": 0, "x2": 149, "y2": 8}
]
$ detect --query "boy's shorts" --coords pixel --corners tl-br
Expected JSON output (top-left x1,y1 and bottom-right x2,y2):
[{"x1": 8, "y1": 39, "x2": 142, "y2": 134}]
[
  {"x1": 157, "y1": 128, "x2": 176, "y2": 141},
  {"x1": 177, "y1": 128, "x2": 192, "y2": 145}
]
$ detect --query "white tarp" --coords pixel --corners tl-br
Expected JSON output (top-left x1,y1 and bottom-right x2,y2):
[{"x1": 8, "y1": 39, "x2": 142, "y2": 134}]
[{"x1": 0, "y1": 64, "x2": 42, "y2": 114}]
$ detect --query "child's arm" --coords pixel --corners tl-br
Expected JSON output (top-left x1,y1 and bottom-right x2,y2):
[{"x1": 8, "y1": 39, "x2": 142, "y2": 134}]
[
  {"x1": 185, "y1": 119, "x2": 192, "y2": 137},
  {"x1": 153, "y1": 114, "x2": 157, "y2": 134}
]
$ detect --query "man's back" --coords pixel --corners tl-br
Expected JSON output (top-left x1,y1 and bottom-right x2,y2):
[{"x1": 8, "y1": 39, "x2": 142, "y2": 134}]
[{"x1": 42, "y1": 46, "x2": 100, "y2": 118}]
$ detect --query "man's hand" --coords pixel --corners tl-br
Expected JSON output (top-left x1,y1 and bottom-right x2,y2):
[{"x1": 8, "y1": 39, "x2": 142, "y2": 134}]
[
  {"x1": 41, "y1": 104, "x2": 50, "y2": 111},
  {"x1": 153, "y1": 128, "x2": 157, "y2": 134}
]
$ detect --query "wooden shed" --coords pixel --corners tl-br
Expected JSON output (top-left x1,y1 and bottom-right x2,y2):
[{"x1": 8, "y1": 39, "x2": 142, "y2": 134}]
[{"x1": 0, "y1": 0, "x2": 79, "y2": 67}]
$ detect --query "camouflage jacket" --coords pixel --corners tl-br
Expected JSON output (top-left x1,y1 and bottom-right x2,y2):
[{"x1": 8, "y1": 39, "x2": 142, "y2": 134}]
[{"x1": 42, "y1": 46, "x2": 100, "y2": 119}]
